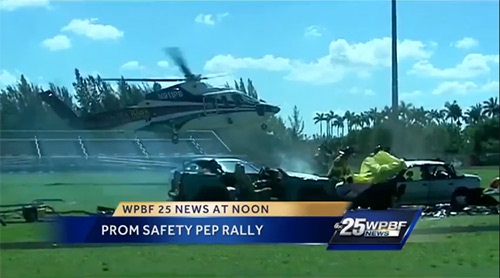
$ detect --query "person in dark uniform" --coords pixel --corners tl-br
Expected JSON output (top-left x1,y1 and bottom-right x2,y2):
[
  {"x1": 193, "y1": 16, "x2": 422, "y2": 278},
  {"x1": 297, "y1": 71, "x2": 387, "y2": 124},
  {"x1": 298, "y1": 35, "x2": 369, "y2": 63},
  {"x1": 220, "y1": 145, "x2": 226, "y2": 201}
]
[
  {"x1": 314, "y1": 142, "x2": 334, "y2": 175},
  {"x1": 234, "y1": 163, "x2": 255, "y2": 200},
  {"x1": 327, "y1": 146, "x2": 355, "y2": 184},
  {"x1": 168, "y1": 171, "x2": 182, "y2": 199}
]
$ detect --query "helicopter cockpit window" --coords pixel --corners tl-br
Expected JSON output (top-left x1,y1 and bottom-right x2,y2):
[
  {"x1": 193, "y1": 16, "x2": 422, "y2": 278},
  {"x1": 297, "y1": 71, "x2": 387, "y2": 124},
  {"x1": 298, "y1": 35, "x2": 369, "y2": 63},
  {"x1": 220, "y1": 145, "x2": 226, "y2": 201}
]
[
  {"x1": 153, "y1": 83, "x2": 162, "y2": 92},
  {"x1": 220, "y1": 95, "x2": 230, "y2": 107},
  {"x1": 232, "y1": 94, "x2": 243, "y2": 107},
  {"x1": 241, "y1": 94, "x2": 258, "y2": 105},
  {"x1": 203, "y1": 96, "x2": 217, "y2": 109}
]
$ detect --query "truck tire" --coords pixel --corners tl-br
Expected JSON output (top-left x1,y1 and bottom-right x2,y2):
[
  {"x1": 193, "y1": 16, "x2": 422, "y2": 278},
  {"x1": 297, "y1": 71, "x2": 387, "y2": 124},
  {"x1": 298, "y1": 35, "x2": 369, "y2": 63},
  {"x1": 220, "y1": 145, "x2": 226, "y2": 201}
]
[
  {"x1": 450, "y1": 187, "x2": 470, "y2": 212},
  {"x1": 465, "y1": 188, "x2": 499, "y2": 207}
]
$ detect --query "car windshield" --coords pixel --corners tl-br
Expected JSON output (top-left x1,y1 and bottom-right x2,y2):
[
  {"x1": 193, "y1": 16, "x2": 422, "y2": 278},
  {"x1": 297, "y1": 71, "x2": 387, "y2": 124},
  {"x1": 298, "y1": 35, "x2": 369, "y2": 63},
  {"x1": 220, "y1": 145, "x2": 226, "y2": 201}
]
[
  {"x1": 448, "y1": 164, "x2": 463, "y2": 176},
  {"x1": 217, "y1": 160, "x2": 260, "y2": 174}
]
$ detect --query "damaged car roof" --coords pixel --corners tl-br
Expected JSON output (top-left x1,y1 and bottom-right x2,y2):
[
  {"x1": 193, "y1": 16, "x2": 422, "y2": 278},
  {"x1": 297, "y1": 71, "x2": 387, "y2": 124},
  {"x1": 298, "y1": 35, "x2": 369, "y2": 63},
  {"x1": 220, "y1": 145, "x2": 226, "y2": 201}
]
[{"x1": 404, "y1": 160, "x2": 447, "y2": 168}]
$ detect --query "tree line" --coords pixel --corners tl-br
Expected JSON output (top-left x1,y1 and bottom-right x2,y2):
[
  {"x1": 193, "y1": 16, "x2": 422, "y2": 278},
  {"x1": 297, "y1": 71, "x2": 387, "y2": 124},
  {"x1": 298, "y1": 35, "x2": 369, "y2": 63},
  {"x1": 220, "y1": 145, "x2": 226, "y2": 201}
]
[
  {"x1": 0, "y1": 69, "x2": 498, "y2": 166},
  {"x1": 317, "y1": 97, "x2": 498, "y2": 164}
]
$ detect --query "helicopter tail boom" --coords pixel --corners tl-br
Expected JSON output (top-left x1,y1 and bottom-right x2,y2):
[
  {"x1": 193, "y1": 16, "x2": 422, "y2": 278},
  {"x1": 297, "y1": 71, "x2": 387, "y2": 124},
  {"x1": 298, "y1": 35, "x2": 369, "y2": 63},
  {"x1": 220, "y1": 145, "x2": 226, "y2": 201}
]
[{"x1": 39, "y1": 91, "x2": 82, "y2": 128}]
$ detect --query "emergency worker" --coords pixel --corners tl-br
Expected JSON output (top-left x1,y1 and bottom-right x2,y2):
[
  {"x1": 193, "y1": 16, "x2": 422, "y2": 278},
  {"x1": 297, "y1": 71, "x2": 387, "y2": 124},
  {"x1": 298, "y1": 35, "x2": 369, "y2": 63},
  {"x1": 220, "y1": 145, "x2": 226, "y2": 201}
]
[
  {"x1": 314, "y1": 142, "x2": 333, "y2": 175},
  {"x1": 198, "y1": 159, "x2": 223, "y2": 174},
  {"x1": 405, "y1": 171, "x2": 414, "y2": 181},
  {"x1": 372, "y1": 145, "x2": 391, "y2": 156},
  {"x1": 207, "y1": 159, "x2": 223, "y2": 174},
  {"x1": 327, "y1": 146, "x2": 355, "y2": 184},
  {"x1": 234, "y1": 163, "x2": 255, "y2": 200},
  {"x1": 169, "y1": 171, "x2": 181, "y2": 195},
  {"x1": 253, "y1": 167, "x2": 282, "y2": 200}
]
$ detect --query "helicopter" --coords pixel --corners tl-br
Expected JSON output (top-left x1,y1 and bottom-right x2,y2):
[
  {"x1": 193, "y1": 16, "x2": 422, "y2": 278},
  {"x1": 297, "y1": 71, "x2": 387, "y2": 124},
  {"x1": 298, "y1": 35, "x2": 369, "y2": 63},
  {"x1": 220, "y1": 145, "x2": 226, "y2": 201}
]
[{"x1": 39, "y1": 47, "x2": 281, "y2": 144}]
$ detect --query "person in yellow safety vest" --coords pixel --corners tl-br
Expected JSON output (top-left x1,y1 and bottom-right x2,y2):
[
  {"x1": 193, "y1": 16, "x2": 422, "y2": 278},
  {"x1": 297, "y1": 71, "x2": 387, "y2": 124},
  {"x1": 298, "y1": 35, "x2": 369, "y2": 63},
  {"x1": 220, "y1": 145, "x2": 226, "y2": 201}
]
[
  {"x1": 327, "y1": 146, "x2": 355, "y2": 183},
  {"x1": 372, "y1": 144, "x2": 391, "y2": 156}
]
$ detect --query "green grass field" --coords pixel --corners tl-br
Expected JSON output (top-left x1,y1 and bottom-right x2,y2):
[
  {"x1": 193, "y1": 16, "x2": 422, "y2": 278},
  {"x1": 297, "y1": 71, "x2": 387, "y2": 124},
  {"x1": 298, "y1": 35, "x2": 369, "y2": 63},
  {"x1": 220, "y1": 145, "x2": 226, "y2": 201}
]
[{"x1": 0, "y1": 168, "x2": 499, "y2": 277}]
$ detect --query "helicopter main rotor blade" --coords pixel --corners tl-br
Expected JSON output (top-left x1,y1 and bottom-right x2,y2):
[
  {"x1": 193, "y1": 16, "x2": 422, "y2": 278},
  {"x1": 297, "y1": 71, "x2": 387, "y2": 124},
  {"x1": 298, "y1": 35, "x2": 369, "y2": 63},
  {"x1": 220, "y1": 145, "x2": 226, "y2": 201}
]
[
  {"x1": 202, "y1": 73, "x2": 229, "y2": 79},
  {"x1": 100, "y1": 78, "x2": 186, "y2": 82},
  {"x1": 164, "y1": 47, "x2": 193, "y2": 77}
]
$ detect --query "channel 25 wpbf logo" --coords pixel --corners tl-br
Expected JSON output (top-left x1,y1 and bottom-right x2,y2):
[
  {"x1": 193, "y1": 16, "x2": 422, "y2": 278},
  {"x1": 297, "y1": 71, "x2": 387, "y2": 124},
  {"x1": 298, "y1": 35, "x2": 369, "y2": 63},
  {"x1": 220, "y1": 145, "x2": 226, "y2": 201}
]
[
  {"x1": 327, "y1": 209, "x2": 421, "y2": 251},
  {"x1": 334, "y1": 218, "x2": 407, "y2": 237}
]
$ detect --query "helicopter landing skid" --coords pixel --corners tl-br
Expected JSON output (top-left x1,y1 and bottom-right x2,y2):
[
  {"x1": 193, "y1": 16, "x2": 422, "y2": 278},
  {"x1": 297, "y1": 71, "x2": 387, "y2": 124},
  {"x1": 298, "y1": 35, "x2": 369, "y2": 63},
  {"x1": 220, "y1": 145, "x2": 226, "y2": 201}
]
[
  {"x1": 171, "y1": 132, "x2": 179, "y2": 144},
  {"x1": 167, "y1": 121, "x2": 180, "y2": 144}
]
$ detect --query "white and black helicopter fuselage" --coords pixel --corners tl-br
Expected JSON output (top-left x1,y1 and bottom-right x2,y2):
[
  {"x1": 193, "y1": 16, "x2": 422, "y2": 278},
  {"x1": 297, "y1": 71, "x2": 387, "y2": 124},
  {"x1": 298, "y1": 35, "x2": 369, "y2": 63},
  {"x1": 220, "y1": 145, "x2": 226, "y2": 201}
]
[{"x1": 40, "y1": 81, "x2": 280, "y2": 143}]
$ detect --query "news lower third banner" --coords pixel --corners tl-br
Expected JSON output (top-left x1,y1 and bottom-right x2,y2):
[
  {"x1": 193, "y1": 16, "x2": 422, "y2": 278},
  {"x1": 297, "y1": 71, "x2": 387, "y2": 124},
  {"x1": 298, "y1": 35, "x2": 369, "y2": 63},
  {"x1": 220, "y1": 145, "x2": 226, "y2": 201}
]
[{"x1": 51, "y1": 202, "x2": 422, "y2": 250}]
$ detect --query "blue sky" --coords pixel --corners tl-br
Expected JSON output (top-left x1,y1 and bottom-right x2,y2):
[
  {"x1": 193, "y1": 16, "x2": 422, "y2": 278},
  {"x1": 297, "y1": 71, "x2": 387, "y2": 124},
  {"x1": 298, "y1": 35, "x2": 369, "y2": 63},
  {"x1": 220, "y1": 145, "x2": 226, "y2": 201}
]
[{"x1": 0, "y1": 0, "x2": 499, "y2": 134}]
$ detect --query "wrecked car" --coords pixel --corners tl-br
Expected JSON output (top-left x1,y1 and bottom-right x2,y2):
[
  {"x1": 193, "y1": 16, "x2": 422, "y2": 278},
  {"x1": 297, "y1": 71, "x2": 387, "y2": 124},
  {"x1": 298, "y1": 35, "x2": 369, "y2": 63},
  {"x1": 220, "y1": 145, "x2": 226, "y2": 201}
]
[
  {"x1": 167, "y1": 157, "x2": 338, "y2": 201},
  {"x1": 392, "y1": 160, "x2": 498, "y2": 211}
]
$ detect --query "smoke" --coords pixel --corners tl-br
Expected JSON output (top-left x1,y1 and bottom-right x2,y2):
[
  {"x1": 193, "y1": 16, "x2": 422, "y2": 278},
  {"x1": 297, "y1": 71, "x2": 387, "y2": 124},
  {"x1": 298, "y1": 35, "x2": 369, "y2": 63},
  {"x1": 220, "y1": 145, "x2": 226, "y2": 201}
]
[{"x1": 274, "y1": 151, "x2": 316, "y2": 174}]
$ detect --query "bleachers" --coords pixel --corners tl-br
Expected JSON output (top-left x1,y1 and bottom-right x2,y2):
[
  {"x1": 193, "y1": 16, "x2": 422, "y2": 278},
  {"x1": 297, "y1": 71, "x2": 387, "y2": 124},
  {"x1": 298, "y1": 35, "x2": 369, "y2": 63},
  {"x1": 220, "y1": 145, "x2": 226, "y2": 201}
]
[
  {"x1": 197, "y1": 139, "x2": 231, "y2": 154},
  {"x1": 84, "y1": 139, "x2": 144, "y2": 157},
  {"x1": 38, "y1": 139, "x2": 84, "y2": 157},
  {"x1": 0, "y1": 130, "x2": 232, "y2": 172},
  {"x1": 0, "y1": 139, "x2": 38, "y2": 157},
  {"x1": 140, "y1": 139, "x2": 196, "y2": 157}
]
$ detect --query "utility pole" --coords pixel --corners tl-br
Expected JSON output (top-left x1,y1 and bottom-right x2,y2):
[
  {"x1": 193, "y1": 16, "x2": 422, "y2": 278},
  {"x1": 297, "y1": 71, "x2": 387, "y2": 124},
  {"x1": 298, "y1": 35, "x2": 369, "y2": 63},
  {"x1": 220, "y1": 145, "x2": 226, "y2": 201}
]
[{"x1": 391, "y1": 0, "x2": 399, "y2": 122}]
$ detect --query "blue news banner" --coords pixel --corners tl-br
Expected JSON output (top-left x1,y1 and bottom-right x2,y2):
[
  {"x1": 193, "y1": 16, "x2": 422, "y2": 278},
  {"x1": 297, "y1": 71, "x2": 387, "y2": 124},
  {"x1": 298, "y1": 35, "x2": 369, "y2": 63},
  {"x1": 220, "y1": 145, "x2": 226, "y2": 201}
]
[{"x1": 53, "y1": 209, "x2": 421, "y2": 250}]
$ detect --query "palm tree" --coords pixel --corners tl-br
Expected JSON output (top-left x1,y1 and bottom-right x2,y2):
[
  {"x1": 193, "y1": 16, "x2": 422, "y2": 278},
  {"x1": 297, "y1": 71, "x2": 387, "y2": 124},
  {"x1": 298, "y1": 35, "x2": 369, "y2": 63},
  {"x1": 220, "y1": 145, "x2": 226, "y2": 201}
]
[
  {"x1": 482, "y1": 97, "x2": 499, "y2": 118},
  {"x1": 398, "y1": 101, "x2": 413, "y2": 121},
  {"x1": 464, "y1": 104, "x2": 483, "y2": 124},
  {"x1": 366, "y1": 108, "x2": 380, "y2": 127},
  {"x1": 344, "y1": 111, "x2": 354, "y2": 132},
  {"x1": 323, "y1": 113, "x2": 331, "y2": 137},
  {"x1": 408, "y1": 106, "x2": 427, "y2": 127},
  {"x1": 426, "y1": 109, "x2": 445, "y2": 125},
  {"x1": 444, "y1": 100, "x2": 463, "y2": 126},
  {"x1": 350, "y1": 113, "x2": 363, "y2": 130},
  {"x1": 359, "y1": 112, "x2": 370, "y2": 128},
  {"x1": 313, "y1": 112, "x2": 326, "y2": 137},
  {"x1": 327, "y1": 111, "x2": 336, "y2": 137},
  {"x1": 333, "y1": 115, "x2": 344, "y2": 137},
  {"x1": 381, "y1": 106, "x2": 391, "y2": 123}
]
